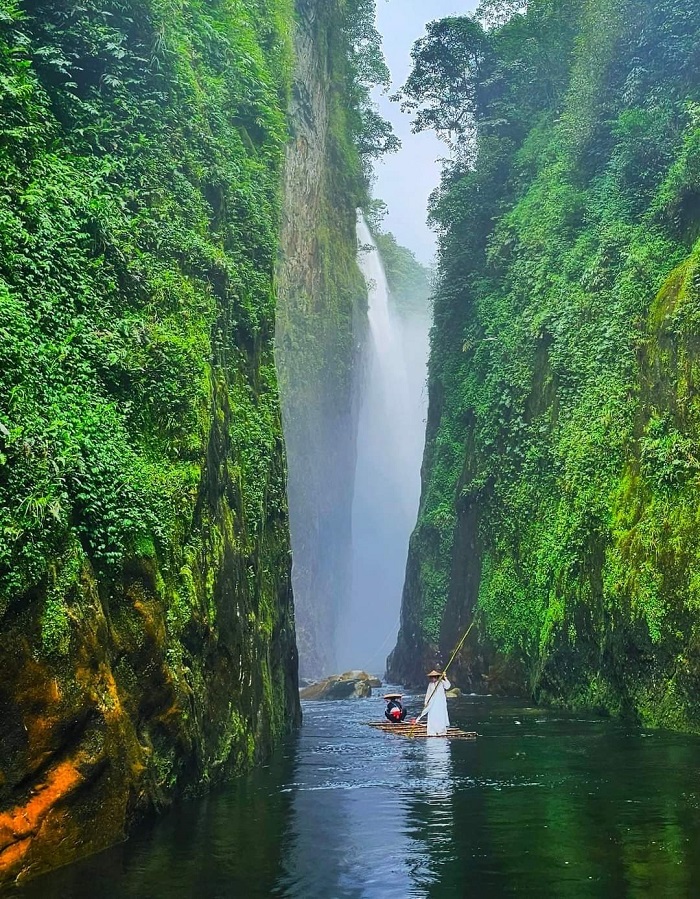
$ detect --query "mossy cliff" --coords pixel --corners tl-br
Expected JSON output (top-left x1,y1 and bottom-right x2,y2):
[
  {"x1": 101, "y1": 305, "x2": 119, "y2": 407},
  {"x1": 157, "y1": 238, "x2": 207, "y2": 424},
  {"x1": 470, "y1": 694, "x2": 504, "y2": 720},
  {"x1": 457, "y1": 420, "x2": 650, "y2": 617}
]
[
  {"x1": 0, "y1": 0, "x2": 300, "y2": 885},
  {"x1": 276, "y1": 0, "x2": 364, "y2": 679},
  {"x1": 390, "y1": 0, "x2": 700, "y2": 731},
  {"x1": 276, "y1": 0, "x2": 394, "y2": 678}
]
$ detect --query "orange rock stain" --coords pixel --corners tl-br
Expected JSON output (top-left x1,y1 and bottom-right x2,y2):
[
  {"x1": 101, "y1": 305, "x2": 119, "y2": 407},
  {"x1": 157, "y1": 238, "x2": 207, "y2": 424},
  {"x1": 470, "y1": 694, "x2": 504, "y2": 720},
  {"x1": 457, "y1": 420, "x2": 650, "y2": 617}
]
[{"x1": 0, "y1": 758, "x2": 83, "y2": 879}]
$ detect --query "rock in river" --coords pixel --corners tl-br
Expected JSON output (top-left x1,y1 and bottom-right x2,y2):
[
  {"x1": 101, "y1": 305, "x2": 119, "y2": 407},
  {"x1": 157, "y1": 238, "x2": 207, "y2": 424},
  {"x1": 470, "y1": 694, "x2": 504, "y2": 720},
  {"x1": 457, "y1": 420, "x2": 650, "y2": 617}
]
[{"x1": 300, "y1": 671, "x2": 379, "y2": 700}]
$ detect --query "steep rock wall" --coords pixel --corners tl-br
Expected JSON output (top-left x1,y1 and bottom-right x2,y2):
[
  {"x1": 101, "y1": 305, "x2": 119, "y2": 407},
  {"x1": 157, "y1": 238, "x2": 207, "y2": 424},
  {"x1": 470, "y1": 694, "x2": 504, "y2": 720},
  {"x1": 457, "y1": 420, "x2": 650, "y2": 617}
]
[
  {"x1": 276, "y1": 0, "x2": 367, "y2": 679},
  {"x1": 0, "y1": 0, "x2": 299, "y2": 885},
  {"x1": 390, "y1": 0, "x2": 700, "y2": 727}
]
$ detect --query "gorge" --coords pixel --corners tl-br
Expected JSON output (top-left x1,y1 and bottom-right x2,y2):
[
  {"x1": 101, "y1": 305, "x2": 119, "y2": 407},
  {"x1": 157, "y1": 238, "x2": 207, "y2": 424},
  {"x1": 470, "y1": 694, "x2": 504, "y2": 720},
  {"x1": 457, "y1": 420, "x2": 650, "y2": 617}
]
[
  {"x1": 0, "y1": 0, "x2": 415, "y2": 884},
  {"x1": 2, "y1": 0, "x2": 700, "y2": 891}
]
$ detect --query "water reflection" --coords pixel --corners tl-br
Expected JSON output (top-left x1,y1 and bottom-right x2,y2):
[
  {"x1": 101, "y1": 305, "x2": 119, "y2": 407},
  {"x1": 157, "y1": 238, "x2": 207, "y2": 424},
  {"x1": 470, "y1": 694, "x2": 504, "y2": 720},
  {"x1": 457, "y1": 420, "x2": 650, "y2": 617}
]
[
  {"x1": 276, "y1": 697, "x2": 428, "y2": 897},
  {"x1": 14, "y1": 695, "x2": 700, "y2": 898},
  {"x1": 403, "y1": 738, "x2": 455, "y2": 894},
  {"x1": 15, "y1": 744, "x2": 300, "y2": 899}
]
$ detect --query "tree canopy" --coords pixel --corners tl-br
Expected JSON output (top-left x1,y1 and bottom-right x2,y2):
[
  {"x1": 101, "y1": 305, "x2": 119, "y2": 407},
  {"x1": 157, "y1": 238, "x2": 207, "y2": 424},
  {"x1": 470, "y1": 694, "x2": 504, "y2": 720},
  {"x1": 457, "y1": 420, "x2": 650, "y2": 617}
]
[{"x1": 396, "y1": 16, "x2": 489, "y2": 162}]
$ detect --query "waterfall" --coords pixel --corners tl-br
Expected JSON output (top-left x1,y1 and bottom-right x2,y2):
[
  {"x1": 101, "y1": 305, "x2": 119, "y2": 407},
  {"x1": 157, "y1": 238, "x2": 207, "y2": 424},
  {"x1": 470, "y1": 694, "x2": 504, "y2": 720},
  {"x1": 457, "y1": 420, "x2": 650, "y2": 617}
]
[{"x1": 335, "y1": 216, "x2": 430, "y2": 673}]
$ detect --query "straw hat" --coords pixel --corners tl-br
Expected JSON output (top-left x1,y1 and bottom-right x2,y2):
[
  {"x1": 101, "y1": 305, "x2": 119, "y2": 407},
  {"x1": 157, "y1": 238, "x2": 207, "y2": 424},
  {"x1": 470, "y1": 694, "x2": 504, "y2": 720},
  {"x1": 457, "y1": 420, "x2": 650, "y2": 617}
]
[
  {"x1": 383, "y1": 692, "x2": 403, "y2": 700},
  {"x1": 427, "y1": 669, "x2": 443, "y2": 677}
]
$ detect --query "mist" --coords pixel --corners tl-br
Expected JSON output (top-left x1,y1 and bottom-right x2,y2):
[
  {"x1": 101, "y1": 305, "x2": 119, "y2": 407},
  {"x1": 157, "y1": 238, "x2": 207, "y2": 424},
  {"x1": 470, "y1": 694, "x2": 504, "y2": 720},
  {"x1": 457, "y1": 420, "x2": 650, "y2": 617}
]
[
  {"x1": 335, "y1": 218, "x2": 430, "y2": 674},
  {"x1": 279, "y1": 1, "x2": 479, "y2": 680},
  {"x1": 332, "y1": 2, "x2": 479, "y2": 672}
]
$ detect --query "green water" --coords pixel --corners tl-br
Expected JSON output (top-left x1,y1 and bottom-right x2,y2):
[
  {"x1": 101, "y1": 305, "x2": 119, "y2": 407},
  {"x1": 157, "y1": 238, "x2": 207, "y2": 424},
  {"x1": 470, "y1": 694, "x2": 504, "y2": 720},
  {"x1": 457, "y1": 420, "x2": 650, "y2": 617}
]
[{"x1": 17, "y1": 694, "x2": 700, "y2": 897}]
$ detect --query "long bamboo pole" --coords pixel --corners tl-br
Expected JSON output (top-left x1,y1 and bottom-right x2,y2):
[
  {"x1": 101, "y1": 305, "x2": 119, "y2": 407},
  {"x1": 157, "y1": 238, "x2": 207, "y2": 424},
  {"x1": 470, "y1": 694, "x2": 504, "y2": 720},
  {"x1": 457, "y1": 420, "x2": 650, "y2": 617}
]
[{"x1": 409, "y1": 611, "x2": 481, "y2": 737}]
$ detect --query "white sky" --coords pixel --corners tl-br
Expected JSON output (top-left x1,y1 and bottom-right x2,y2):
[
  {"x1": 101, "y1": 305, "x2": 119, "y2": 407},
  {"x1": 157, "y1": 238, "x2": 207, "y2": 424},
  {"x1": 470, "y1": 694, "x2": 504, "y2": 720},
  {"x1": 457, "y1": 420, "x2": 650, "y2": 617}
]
[{"x1": 373, "y1": 0, "x2": 478, "y2": 263}]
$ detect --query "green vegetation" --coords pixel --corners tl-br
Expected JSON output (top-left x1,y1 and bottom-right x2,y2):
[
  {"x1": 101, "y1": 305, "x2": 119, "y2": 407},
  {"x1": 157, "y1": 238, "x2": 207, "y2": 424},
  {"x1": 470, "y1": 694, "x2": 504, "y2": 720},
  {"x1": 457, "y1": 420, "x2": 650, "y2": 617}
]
[
  {"x1": 392, "y1": 0, "x2": 700, "y2": 730},
  {"x1": 0, "y1": 0, "x2": 303, "y2": 881},
  {"x1": 0, "y1": 0, "x2": 293, "y2": 609},
  {"x1": 374, "y1": 228, "x2": 431, "y2": 314},
  {"x1": 344, "y1": 0, "x2": 399, "y2": 170},
  {"x1": 367, "y1": 204, "x2": 432, "y2": 314}
]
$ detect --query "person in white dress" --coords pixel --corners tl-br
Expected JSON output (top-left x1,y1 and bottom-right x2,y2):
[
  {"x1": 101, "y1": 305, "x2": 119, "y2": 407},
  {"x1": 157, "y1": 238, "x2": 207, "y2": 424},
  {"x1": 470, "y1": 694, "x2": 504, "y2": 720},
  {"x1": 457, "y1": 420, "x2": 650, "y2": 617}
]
[{"x1": 417, "y1": 669, "x2": 451, "y2": 736}]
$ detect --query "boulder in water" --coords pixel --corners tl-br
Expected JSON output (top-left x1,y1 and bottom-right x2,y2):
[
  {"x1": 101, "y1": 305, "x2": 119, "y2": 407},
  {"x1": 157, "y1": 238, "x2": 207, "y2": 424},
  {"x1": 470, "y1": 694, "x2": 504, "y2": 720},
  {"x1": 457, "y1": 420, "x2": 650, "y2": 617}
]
[{"x1": 300, "y1": 670, "x2": 376, "y2": 700}]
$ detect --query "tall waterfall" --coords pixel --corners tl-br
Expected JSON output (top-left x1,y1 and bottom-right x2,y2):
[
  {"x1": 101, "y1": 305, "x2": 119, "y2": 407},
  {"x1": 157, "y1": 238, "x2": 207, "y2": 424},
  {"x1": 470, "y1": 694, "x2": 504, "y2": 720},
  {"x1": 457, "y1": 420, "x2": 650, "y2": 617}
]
[{"x1": 335, "y1": 216, "x2": 430, "y2": 673}]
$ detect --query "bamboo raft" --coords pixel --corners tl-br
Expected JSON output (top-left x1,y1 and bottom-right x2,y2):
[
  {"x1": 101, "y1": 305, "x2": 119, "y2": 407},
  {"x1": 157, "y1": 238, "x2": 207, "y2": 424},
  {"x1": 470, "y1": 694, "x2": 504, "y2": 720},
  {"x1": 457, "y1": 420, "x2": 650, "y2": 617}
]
[{"x1": 366, "y1": 722, "x2": 477, "y2": 740}]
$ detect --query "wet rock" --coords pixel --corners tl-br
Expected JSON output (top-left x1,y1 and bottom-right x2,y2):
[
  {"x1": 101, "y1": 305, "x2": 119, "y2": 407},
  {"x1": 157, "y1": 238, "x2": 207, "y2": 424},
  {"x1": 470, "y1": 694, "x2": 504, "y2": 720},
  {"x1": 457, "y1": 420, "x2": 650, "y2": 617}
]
[
  {"x1": 446, "y1": 687, "x2": 462, "y2": 699},
  {"x1": 0, "y1": 540, "x2": 300, "y2": 888},
  {"x1": 300, "y1": 670, "x2": 376, "y2": 700}
]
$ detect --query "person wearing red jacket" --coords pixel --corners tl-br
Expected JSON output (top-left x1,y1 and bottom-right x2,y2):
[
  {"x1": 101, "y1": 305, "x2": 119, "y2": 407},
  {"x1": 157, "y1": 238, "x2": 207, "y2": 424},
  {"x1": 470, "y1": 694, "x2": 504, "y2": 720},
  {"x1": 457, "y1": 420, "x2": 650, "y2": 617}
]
[{"x1": 383, "y1": 692, "x2": 407, "y2": 723}]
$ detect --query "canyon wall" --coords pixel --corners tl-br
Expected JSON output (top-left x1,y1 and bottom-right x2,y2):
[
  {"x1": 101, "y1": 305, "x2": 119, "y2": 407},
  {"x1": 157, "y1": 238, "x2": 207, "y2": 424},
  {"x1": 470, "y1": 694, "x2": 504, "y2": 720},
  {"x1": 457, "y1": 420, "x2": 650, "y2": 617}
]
[
  {"x1": 276, "y1": 0, "x2": 396, "y2": 680},
  {"x1": 276, "y1": 0, "x2": 368, "y2": 679},
  {"x1": 0, "y1": 0, "x2": 300, "y2": 884},
  {"x1": 390, "y1": 0, "x2": 700, "y2": 731}
]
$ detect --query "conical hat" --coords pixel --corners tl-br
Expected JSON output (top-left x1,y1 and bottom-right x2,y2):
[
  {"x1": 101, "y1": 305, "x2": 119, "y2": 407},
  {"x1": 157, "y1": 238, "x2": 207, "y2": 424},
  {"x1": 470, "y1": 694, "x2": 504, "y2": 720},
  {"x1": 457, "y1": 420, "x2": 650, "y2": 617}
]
[
  {"x1": 427, "y1": 669, "x2": 442, "y2": 677},
  {"x1": 383, "y1": 692, "x2": 403, "y2": 700}
]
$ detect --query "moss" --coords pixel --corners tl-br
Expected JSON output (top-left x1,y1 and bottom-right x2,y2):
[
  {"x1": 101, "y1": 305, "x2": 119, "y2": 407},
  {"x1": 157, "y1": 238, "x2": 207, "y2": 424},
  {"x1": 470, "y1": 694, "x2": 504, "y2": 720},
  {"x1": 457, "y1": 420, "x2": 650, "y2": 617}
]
[
  {"x1": 0, "y1": 0, "x2": 300, "y2": 886},
  {"x1": 394, "y1": 0, "x2": 700, "y2": 730},
  {"x1": 40, "y1": 541, "x2": 83, "y2": 660},
  {"x1": 649, "y1": 259, "x2": 692, "y2": 332}
]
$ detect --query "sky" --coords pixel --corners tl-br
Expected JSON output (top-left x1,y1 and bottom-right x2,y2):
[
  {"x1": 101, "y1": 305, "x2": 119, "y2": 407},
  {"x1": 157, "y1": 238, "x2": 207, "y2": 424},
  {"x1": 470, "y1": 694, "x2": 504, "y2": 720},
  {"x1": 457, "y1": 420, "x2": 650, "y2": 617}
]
[{"x1": 373, "y1": 0, "x2": 478, "y2": 263}]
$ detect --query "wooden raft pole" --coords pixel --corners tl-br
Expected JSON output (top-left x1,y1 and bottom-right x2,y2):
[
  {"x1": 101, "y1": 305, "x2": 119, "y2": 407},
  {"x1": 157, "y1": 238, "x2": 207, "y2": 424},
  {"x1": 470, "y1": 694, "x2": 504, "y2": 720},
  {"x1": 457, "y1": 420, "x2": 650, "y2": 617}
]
[{"x1": 366, "y1": 722, "x2": 477, "y2": 740}]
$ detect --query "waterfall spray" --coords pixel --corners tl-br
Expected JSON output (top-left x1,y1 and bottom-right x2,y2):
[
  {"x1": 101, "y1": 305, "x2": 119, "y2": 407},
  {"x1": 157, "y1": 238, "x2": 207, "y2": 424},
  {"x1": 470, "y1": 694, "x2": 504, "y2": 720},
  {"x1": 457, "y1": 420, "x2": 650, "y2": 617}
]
[{"x1": 335, "y1": 216, "x2": 430, "y2": 673}]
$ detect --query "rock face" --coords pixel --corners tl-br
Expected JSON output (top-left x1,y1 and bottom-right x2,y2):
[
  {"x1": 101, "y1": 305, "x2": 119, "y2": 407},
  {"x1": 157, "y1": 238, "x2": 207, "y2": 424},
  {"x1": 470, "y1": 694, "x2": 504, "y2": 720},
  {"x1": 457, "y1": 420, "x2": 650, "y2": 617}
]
[
  {"x1": 389, "y1": 0, "x2": 700, "y2": 731},
  {"x1": 276, "y1": 0, "x2": 368, "y2": 680},
  {"x1": 300, "y1": 671, "x2": 377, "y2": 700},
  {"x1": 0, "y1": 0, "x2": 299, "y2": 886}
]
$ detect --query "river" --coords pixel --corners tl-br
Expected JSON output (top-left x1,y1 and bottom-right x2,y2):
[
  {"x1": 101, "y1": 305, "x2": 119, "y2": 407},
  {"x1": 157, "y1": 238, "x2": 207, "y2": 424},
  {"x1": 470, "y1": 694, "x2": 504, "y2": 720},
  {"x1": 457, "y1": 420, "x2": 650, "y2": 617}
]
[{"x1": 17, "y1": 694, "x2": 700, "y2": 898}]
